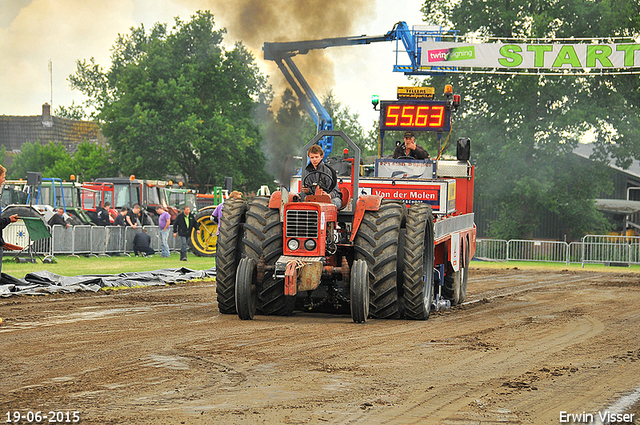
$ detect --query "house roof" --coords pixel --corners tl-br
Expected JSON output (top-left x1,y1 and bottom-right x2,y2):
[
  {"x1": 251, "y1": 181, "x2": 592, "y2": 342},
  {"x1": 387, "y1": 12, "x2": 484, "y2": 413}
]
[
  {"x1": 573, "y1": 143, "x2": 640, "y2": 180},
  {"x1": 0, "y1": 104, "x2": 101, "y2": 153}
]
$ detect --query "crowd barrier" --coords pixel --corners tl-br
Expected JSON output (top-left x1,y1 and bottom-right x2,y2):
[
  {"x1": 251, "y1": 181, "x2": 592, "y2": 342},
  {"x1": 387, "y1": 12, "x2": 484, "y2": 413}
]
[
  {"x1": 3, "y1": 221, "x2": 185, "y2": 257},
  {"x1": 477, "y1": 235, "x2": 640, "y2": 266},
  {"x1": 4, "y1": 220, "x2": 640, "y2": 266}
]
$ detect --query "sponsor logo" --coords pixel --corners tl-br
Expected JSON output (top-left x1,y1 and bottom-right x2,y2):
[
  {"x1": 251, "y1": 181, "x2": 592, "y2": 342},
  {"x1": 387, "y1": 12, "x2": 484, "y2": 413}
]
[{"x1": 428, "y1": 46, "x2": 475, "y2": 63}]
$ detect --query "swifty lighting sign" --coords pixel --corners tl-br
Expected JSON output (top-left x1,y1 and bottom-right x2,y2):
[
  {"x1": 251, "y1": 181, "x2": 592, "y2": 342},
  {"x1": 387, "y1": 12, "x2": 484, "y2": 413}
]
[{"x1": 420, "y1": 41, "x2": 640, "y2": 71}]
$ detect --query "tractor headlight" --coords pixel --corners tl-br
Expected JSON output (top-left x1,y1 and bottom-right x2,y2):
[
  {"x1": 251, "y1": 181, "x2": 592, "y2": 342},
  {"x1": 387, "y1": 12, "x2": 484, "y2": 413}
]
[
  {"x1": 287, "y1": 238, "x2": 300, "y2": 251},
  {"x1": 304, "y1": 239, "x2": 316, "y2": 251}
]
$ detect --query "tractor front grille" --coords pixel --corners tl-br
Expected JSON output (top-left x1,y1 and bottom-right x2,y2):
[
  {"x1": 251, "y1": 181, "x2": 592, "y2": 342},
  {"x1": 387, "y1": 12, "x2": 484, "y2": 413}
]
[{"x1": 286, "y1": 210, "x2": 319, "y2": 238}]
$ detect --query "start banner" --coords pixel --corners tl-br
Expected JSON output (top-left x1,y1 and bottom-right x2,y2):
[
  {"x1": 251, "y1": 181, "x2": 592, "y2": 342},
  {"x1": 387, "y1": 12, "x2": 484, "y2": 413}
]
[{"x1": 419, "y1": 41, "x2": 640, "y2": 70}]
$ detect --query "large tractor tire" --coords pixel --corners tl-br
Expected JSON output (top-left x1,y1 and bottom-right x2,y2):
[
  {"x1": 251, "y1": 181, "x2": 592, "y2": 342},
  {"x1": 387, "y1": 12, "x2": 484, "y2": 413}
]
[
  {"x1": 402, "y1": 203, "x2": 435, "y2": 320},
  {"x1": 189, "y1": 208, "x2": 218, "y2": 258},
  {"x1": 455, "y1": 239, "x2": 470, "y2": 304},
  {"x1": 242, "y1": 197, "x2": 293, "y2": 316},
  {"x1": 1, "y1": 206, "x2": 44, "y2": 222},
  {"x1": 354, "y1": 200, "x2": 405, "y2": 319},
  {"x1": 215, "y1": 199, "x2": 247, "y2": 314},
  {"x1": 350, "y1": 259, "x2": 369, "y2": 323},
  {"x1": 236, "y1": 257, "x2": 258, "y2": 320},
  {"x1": 443, "y1": 236, "x2": 470, "y2": 305}
]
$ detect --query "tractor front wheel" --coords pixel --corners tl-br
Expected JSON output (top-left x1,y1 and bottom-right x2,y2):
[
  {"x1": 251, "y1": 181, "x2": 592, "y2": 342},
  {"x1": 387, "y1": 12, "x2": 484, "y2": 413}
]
[
  {"x1": 402, "y1": 203, "x2": 435, "y2": 320},
  {"x1": 215, "y1": 199, "x2": 247, "y2": 314},
  {"x1": 354, "y1": 200, "x2": 405, "y2": 319},
  {"x1": 350, "y1": 259, "x2": 369, "y2": 323},
  {"x1": 236, "y1": 257, "x2": 258, "y2": 320}
]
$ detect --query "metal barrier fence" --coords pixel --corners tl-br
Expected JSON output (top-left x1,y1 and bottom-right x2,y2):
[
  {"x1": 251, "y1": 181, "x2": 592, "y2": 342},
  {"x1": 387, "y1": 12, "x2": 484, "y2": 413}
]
[
  {"x1": 478, "y1": 235, "x2": 640, "y2": 266},
  {"x1": 581, "y1": 235, "x2": 640, "y2": 266},
  {"x1": 3, "y1": 222, "x2": 183, "y2": 257},
  {"x1": 4, "y1": 222, "x2": 640, "y2": 266},
  {"x1": 507, "y1": 239, "x2": 568, "y2": 263},
  {"x1": 475, "y1": 239, "x2": 507, "y2": 261}
]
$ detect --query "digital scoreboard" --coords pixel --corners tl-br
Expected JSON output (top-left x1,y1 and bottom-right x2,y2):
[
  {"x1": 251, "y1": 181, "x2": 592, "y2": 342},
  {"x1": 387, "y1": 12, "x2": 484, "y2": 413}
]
[{"x1": 379, "y1": 100, "x2": 452, "y2": 132}]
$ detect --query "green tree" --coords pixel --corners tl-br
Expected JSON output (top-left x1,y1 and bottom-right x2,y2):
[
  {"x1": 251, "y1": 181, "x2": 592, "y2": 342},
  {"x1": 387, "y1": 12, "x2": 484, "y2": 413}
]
[
  {"x1": 321, "y1": 91, "x2": 372, "y2": 156},
  {"x1": 8, "y1": 141, "x2": 70, "y2": 180},
  {"x1": 55, "y1": 102, "x2": 88, "y2": 120},
  {"x1": 420, "y1": 0, "x2": 640, "y2": 239},
  {"x1": 68, "y1": 11, "x2": 271, "y2": 193},
  {"x1": 8, "y1": 141, "x2": 117, "y2": 182}
]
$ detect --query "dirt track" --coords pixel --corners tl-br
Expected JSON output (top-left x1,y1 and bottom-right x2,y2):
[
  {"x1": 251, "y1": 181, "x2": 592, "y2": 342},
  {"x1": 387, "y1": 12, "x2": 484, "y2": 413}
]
[{"x1": 1, "y1": 267, "x2": 639, "y2": 424}]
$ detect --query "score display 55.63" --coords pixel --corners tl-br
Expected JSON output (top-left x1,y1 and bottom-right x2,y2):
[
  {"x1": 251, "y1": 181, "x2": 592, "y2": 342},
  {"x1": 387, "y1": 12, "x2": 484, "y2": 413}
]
[{"x1": 379, "y1": 100, "x2": 452, "y2": 132}]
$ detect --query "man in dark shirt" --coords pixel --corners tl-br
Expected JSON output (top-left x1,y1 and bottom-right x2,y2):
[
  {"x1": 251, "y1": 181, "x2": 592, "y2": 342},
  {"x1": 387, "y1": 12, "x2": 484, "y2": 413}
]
[
  {"x1": 114, "y1": 208, "x2": 128, "y2": 226},
  {"x1": 126, "y1": 204, "x2": 142, "y2": 228},
  {"x1": 96, "y1": 202, "x2": 111, "y2": 226},
  {"x1": 48, "y1": 208, "x2": 70, "y2": 228},
  {"x1": 132, "y1": 228, "x2": 155, "y2": 257},
  {"x1": 301, "y1": 145, "x2": 342, "y2": 208},
  {"x1": 173, "y1": 206, "x2": 198, "y2": 261},
  {"x1": 393, "y1": 131, "x2": 429, "y2": 159}
]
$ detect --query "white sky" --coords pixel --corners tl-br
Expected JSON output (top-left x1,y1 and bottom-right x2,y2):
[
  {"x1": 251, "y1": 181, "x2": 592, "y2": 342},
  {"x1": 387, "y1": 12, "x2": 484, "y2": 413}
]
[{"x1": 0, "y1": 0, "x2": 426, "y2": 129}]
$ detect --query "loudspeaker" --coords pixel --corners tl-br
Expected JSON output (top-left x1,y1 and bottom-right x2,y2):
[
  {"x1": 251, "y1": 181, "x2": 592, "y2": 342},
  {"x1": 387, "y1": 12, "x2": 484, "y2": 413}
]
[
  {"x1": 223, "y1": 176, "x2": 233, "y2": 192},
  {"x1": 26, "y1": 171, "x2": 42, "y2": 187},
  {"x1": 456, "y1": 138, "x2": 471, "y2": 161}
]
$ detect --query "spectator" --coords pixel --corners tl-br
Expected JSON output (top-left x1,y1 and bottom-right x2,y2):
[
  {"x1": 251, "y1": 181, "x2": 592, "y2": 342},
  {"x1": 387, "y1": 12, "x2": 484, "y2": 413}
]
[
  {"x1": 173, "y1": 206, "x2": 199, "y2": 261},
  {"x1": 48, "y1": 207, "x2": 70, "y2": 228},
  {"x1": 210, "y1": 191, "x2": 243, "y2": 235},
  {"x1": 132, "y1": 228, "x2": 155, "y2": 257},
  {"x1": 0, "y1": 165, "x2": 19, "y2": 275},
  {"x1": 114, "y1": 208, "x2": 128, "y2": 226},
  {"x1": 126, "y1": 204, "x2": 142, "y2": 228},
  {"x1": 156, "y1": 206, "x2": 171, "y2": 258},
  {"x1": 96, "y1": 202, "x2": 111, "y2": 226}
]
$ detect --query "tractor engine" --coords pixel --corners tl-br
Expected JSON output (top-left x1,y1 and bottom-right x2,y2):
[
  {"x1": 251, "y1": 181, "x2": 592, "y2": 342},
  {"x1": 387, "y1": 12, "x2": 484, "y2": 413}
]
[
  {"x1": 273, "y1": 199, "x2": 348, "y2": 302},
  {"x1": 282, "y1": 202, "x2": 337, "y2": 257}
]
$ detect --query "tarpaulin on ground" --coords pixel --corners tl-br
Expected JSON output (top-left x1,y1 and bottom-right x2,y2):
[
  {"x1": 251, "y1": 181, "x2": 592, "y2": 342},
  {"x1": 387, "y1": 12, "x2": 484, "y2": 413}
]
[{"x1": 0, "y1": 267, "x2": 216, "y2": 297}]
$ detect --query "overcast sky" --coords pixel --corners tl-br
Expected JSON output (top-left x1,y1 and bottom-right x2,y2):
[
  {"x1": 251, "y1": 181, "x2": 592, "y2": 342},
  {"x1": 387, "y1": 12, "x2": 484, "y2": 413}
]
[{"x1": 0, "y1": 0, "x2": 426, "y2": 128}]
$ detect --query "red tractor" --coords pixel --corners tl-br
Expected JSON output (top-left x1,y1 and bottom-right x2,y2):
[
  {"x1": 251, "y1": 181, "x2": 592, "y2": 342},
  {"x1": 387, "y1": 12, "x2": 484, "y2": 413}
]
[{"x1": 216, "y1": 86, "x2": 476, "y2": 323}]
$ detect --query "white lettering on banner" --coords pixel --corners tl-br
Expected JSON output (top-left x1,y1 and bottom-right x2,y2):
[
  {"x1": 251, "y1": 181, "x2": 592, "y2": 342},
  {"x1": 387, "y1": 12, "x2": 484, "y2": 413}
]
[{"x1": 420, "y1": 41, "x2": 640, "y2": 70}]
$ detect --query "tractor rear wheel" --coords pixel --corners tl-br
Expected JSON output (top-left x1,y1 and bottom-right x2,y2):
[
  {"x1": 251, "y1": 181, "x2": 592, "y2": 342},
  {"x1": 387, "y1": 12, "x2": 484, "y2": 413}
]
[
  {"x1": 443, "y1": 238, "x2": 470, "y2": 305},
  {"x1": 354, "y1": 200, "x2": 405, "y2": 319},
  {"x1": 236, "y1": 257, "x2": 258, "y2": 320},
  {"x1": 215, "y1": 199, "x2": 247, "y2": 314},
  {"x1": 243, "y1": 197, "x2": 293, "y2": 316},
  {"x1": 455, "y1": 240, "x2": 470, "y2": 304},
  {"x1": 350, "y1": 259, "x2": 369, "y2": 323},
  {"x1": 189, "y1": 208, "x2": 218, "y2": 257},
  {"x1": 402, "y1": 203, "x2": 435, "y2": 320}
]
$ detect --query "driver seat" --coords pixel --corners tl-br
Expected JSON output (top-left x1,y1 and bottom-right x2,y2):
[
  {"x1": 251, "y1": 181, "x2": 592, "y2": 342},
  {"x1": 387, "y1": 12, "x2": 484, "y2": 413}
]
[{"x1": 339, "y1": 187, "x2": 350, "y2": 210}]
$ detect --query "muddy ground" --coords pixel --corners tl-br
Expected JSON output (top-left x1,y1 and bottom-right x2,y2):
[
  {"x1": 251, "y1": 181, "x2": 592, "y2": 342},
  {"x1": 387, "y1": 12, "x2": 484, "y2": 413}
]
[{"x1": 1, "y1": 267, "x2": 639, "y2": 424}]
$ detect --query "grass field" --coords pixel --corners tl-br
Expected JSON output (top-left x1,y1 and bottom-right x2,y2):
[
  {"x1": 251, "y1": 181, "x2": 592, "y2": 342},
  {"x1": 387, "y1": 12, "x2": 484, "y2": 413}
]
[{"x1": 1, "y1": 252, "x2": 216, "y2": 278}]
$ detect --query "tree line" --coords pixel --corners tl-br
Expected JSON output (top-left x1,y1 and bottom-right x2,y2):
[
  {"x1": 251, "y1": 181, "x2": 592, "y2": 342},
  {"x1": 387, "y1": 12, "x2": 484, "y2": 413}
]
[{"x1": 6, "y1": 3, "x2": 640, "y2": 239}]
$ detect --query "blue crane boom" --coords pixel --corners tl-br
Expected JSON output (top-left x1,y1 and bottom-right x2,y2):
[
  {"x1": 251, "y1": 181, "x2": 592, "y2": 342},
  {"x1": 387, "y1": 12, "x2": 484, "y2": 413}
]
[{"x1": 263, "y1": 21, "x2": 447, "y2": 157}]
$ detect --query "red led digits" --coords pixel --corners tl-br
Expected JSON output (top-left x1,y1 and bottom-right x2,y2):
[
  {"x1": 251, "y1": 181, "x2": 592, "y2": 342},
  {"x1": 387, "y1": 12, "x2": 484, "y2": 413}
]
[{"x1": 383, "y1": 103, "x2": 446, "y2": 130}]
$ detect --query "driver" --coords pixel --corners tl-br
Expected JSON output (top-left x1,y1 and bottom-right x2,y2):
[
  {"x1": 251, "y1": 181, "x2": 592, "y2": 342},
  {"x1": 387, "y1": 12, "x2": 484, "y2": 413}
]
[
  {"x1": 393, "y1": 131, "x2": 429, "y2": 159},
  {"x1": 301, "y1": 145, "x2": 342, "y2": 208}
]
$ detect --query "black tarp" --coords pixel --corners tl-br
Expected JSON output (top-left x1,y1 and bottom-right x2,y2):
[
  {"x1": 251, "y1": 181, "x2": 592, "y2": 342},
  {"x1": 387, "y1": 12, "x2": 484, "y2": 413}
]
[{"x1": 0, "y1": 267, "x2": 216, "y2": 297}]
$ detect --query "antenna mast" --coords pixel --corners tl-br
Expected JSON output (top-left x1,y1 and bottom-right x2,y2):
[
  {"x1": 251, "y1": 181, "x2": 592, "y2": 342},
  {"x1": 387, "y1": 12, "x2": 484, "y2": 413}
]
[{"x1": 49, "y1": 59, "x2": 53, "y2": 109}]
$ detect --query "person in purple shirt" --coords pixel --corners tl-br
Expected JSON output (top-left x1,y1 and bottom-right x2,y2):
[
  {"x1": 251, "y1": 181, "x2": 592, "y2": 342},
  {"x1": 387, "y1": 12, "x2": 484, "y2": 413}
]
[
  {"x1": 210, "y1": 191, "x2": 243, "y2": 235},
  {"x1": 156, "y1": 206, "x2": 171, "y2": 258}
]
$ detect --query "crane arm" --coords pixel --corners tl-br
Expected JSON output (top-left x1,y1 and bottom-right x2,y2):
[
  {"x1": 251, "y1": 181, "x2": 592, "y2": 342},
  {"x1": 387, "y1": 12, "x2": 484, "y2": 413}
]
[{"x1": 263, "y1": 22, "x2": 415, "y2": 158}]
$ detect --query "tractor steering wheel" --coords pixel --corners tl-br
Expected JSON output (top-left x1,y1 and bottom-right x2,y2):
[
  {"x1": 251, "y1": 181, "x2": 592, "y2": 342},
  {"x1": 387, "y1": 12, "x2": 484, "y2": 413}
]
[{"x1": 303, "y1": 170, "x2": 336, "y2": 194}]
